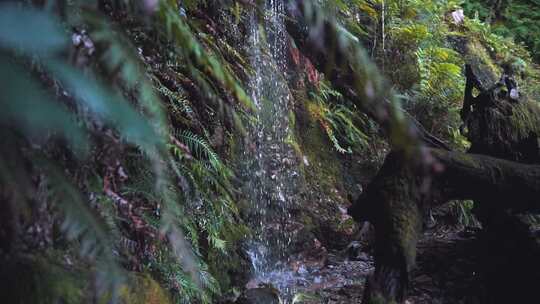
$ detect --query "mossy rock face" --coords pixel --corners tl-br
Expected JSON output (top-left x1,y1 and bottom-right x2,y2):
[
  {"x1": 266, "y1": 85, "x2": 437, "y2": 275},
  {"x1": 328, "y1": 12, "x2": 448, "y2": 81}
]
[
  {"x1": 236, "y1": 286, "x2": 280, "y2": 304},
  {"x1": 292, "y1": 95, "x2": 358, "y2": 249},
  {"x1": 118, "y1": 273, "x2": 172, "y2": 304},
  {"x1": 297, "y1": 98, "x2": 345, "y2": 195},
  {"x1": 0, "y1": 254, "x2": 173, "y2": 304},
  {"x1": 208, "y1": 248, "x2": 252, "y2": 293},
  {"x1": 0, "y1": 254, "x2": 88, "y2": 304}
]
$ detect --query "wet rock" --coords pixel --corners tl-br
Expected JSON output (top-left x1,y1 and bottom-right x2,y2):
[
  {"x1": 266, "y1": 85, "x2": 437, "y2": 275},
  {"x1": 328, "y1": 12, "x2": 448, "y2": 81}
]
[
  {"x1": 289, "y1": 225, "x2": 316, "y2": 253},
  {"x1": 236, "y1": 286, "x2": 280, "y2": 304},
  {"x1": 342, "y1": 240, "x2": 371, "y2": 262},
  {"x1": 344, "y1": 241, "x2": 362, "y2": 261}
]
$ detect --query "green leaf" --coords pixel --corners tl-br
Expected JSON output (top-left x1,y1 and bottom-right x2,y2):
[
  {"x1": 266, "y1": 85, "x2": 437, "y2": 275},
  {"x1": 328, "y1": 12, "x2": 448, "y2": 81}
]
[
  {"x1": 0, "y1": 56, "x2": 88, "y2": 153},
  {"x1": 45, "y1": 60, "x2": 162, "y2": 152},
  {"x1": 0, "y1": 3, "x2": 67, "y2": 56},
  {"x1": 38, "y1": 158, "x2": 126, "y2": 299}
]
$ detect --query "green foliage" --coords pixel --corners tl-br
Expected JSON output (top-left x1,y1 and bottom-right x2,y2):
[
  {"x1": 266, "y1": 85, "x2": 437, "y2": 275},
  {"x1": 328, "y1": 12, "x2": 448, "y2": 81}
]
[
  {"x1": 149, "y1": 245, "x2": 221, "y2": 304},
  {"x1": 463, "y1": 0, "x2": 540, "y2": 62},
  {"x1": 177, "y1": 131, "x2": 225, "y2": 173},
  {"x1": 461, "y1": 4, "x2": 540, "y2": 99},
  {"x1": 336, "y1": 0, "x2": 537, "y2": 147},
  {"x1": 155, "y1": 0, "x2": 254, "y2": 112},
  {"x1": 308, "y1": 81, "x2": 371, "y2": 153},
  {"x1": 374, "y1": 0, "x2": 466, "y2": 141},
  {"x1": 415, "y1": 47, "x2": 464, "y2": 103},
  {"x1": 412, "y1": 45, "x2": 465, "y2": 140},
  {"x1": 0, "y1": 5, "x2": 67, "y2": 55},
  {"x1": 448, "y1": 200, "x2": 480, "y2": 227},
  {"x1": 1, "y1": 59, "x2": 86, "y2": 151},
  {"x1": 0, "y1": 0, "x2": 250, "y2": 302},
  {"x1": 158, "y1": 85, "x2": 194, "y2": 116},
  {"x1": 0, "y1": 3, "x2": 132, "y2": 297},
  {"x1": 316, "y1": 0, "x2": 468, "y2": 144},
  {"x1": 292, "y1": 292, "x2": 320, "y2": 303}
]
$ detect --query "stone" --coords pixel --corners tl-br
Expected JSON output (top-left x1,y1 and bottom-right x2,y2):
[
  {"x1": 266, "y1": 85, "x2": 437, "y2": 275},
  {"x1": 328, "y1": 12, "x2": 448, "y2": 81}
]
[{"x1": 236, "y1": 286, "x2": 280, "y2": 304}]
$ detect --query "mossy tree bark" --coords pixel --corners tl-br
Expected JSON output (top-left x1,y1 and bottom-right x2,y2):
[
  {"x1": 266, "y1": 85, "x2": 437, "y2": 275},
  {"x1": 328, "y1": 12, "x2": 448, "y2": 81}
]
[
  {"x1": 349, "y1": 148, "x2": 540, "y2": 303},
  {"x1": 356, "y1": 67, "x2": 540, "y2": 303},
  {"x1": 458, "y1": 63, "x2": 540, "y2": 303}
]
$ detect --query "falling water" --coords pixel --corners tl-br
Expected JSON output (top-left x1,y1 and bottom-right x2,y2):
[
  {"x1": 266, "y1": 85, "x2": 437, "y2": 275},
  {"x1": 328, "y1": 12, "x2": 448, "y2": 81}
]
[{"x1": 241, "y1": 0, "x2": 303, "y2": 297}]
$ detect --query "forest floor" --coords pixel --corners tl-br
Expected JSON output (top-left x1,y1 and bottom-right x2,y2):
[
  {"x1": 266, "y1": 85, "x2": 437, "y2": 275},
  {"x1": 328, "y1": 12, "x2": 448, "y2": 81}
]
[
  {"x1": 407, "y1": 227, "x2": 483, "y2": 304},
  {"x1": 268, "y1": 224, "x2": 483, "y2": 304}
]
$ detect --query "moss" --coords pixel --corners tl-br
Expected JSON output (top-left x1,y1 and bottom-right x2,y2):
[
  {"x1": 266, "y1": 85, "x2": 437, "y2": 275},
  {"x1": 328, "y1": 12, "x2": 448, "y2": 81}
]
[
  {"x1": 118, "y1": 273, "x2": 172, "y2": 304},
  {"x1": 378, "y1": 174, "x2": 423, "y2": 271},
  {"x1": 507, "y1": 101, "x2": 540, "y2": 140},
  {"x1": 444, "y1": 150, "x2": 481, "y2": 169},
  {"x1": 464, "y1": 39, "x2": 501, "y2": 88},
  {"x1": 297, "y1": 99, "x2": 346, "y2": 198},
  {"x1": 288, "y1": 89, "x2": 363, "y2": 247},
  {"x1": 0, "y1": 252, "x2": 175, "y2": 304},
  {"x1": 0, "y1": 253, "x2": 88, "y2": 304},
  {"x1": 467, "y1": 99, "x2": 540, "y2": 162},
  {"x1": 299, "y1": 212, "x2": 316, "y2": 231},
  {"x1": 394, "y1": 203, "x2": 422, "y2": 270}
]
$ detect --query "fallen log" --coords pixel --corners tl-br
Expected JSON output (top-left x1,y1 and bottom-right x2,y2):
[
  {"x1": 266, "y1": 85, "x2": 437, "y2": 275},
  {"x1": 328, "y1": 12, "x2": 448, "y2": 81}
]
[
  {"x1": 348, "y1": 147, "x2": 540, "y2": 303},
  {"x1": 350, "y1": 62, "x2": 540, "y2": 303}
]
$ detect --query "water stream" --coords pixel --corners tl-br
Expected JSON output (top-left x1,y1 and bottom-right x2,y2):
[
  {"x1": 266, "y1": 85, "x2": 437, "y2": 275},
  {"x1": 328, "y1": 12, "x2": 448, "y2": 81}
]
[
  {"x1": 236, "y1": 3, "x2": 378, "y2": 302},
  {"x1": 241, "y1": 0, "x2": 304, "y2": 299}
]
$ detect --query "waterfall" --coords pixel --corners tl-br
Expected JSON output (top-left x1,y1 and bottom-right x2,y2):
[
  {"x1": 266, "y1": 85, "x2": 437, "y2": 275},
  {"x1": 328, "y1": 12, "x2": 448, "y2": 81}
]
[{"x1": 241, "y1": 0, "x2": 303, "y2": 297}]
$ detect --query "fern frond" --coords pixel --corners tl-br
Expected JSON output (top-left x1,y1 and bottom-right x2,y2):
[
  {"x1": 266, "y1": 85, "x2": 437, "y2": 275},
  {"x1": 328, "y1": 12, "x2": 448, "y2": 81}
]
[
  {"x1": 176, "y1": 130, "x2": 224, "y2": 172},
  {"x1": 156, "y1": 1, "x2": 255, "y2": 112},
  {"x1": 38, "y1": 158, "x2": 126, "y2": 298},
  {"x1": 157, "y1": 85, "x2": 194, "y2": 116}
]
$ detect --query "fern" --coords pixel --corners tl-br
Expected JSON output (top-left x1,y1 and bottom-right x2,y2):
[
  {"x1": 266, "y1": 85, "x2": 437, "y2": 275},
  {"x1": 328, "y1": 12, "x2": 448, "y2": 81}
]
[
  {"x1": 308, "y1": 81, "x2": 370, "y2": 153},
  {"x1": 0, "y1": 1, "x2": 253, "y2": 302},
  {"x1": 156, "y1": 0, "x2": 255, "y2": 112},
  {"x1": 0, "y1": 2, "x2": 226, "y2": 302},
  {"x1": 176, "y1": 130, "x2": 225, "y2": 173},
  {"x1": 41, "y1": 159, "x2": 126, "y2": 297},
  {"x1": 157, "y1": 85, "x2": 194, "y2": 116}
]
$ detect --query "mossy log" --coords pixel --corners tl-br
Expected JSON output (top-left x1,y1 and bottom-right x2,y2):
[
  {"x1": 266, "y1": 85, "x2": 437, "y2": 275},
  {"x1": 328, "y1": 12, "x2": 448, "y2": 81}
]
[
  {"x1": 352, "y1": 64, "x2": 540, "y2": 303},
  {"x1": 349, "y1": 148, "x2": 540, "y2": 303},
  {"x1": 458, "y1": 62, "x2": 540, "y2": 304},
  {"x1": 461, "y1": 63, "x2": 540, "y2": 163}
]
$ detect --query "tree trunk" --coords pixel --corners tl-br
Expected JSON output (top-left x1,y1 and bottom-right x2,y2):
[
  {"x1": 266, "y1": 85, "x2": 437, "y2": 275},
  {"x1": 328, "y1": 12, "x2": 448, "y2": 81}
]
[{"x1": 349, "y1": 147, "x2": 540, "y2": 303}]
